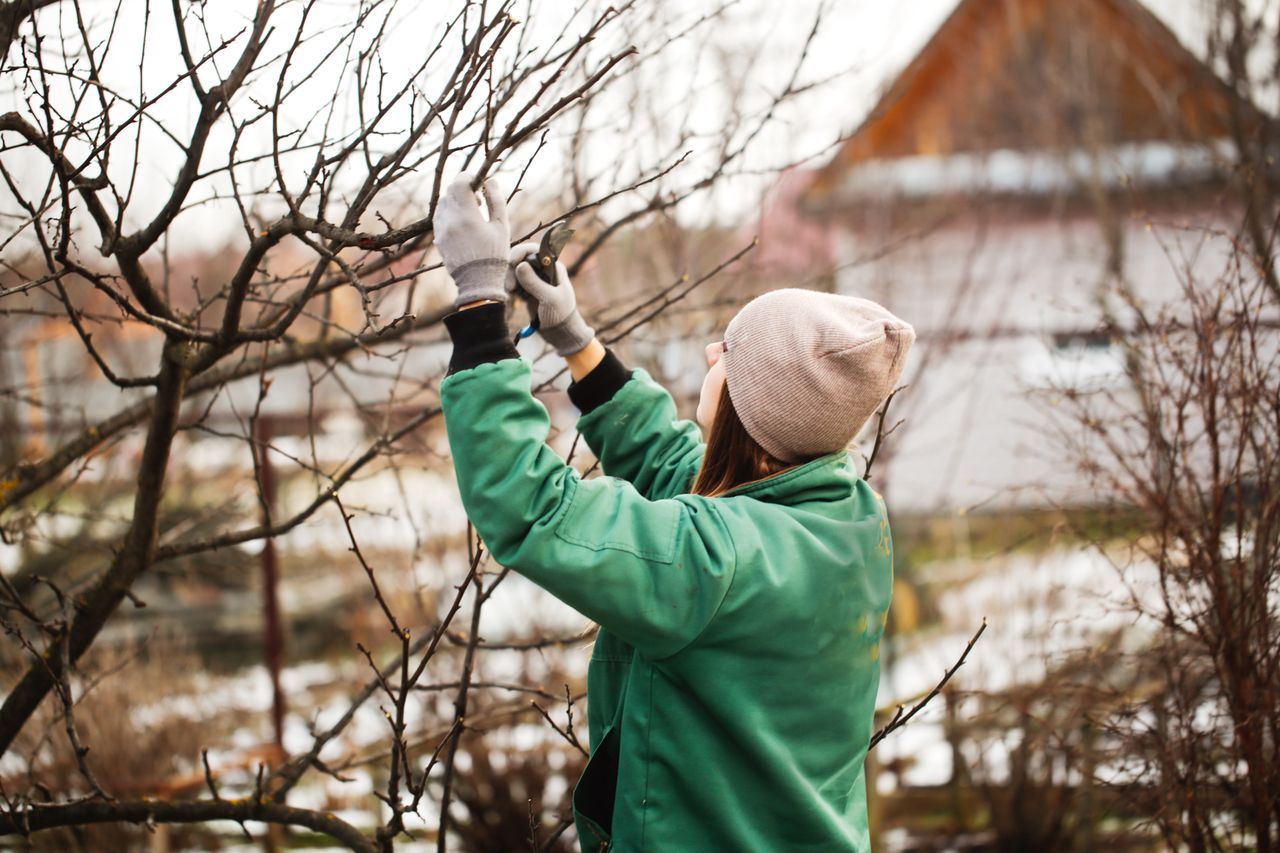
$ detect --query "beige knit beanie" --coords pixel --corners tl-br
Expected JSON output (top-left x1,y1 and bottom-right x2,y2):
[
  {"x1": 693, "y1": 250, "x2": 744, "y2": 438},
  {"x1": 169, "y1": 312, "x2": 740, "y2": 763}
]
[{"x1": 721, "y1": 288, "x2": 915, "y2": 463}]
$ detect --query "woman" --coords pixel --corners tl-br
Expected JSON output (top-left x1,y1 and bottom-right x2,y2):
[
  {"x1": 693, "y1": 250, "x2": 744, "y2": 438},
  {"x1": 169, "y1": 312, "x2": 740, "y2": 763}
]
[{"x1": 433, "y1": 174, "x2": 914, "y2": 852}]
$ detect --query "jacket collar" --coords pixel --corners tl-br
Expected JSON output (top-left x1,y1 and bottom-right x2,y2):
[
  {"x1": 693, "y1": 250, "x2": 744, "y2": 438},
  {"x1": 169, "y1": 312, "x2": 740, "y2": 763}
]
[{"x1": 720, "y1": 450, "x2": 861, "y2": 504}]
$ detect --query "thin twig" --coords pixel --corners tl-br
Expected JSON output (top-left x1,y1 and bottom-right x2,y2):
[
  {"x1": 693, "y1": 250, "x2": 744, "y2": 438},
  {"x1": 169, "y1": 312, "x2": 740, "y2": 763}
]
[
  {"x1": 869, "y1": 619, "x2": 987, "y2": 751},
  {"x1": 862, "y1": 385, "x2": 906, "y2": 483}
]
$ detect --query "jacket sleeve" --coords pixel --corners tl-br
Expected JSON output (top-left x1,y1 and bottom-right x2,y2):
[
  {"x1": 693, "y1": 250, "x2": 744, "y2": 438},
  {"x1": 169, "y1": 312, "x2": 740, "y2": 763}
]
[
  {"x1": 570, "y1": 357, "x2": 707, "y2": 502},
  {"x1": 439, "y1": 355, "x2": 737, "y2": 660}
]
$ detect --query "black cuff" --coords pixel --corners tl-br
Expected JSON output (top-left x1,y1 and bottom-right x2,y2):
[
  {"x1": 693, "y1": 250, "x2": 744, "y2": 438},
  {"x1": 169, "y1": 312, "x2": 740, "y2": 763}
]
[
  {"x1": 443, "y1": 302, "x2": 520, "y2": 376},
  {"x1": 568, "y1": 348, "x2": 632, "y2": 414}
]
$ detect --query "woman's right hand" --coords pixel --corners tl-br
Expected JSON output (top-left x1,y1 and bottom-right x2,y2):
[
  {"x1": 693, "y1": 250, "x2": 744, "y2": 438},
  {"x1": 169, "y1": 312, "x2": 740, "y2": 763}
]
[{"x1": 505, "y1": 239, "x2": 596, "y2": 357}]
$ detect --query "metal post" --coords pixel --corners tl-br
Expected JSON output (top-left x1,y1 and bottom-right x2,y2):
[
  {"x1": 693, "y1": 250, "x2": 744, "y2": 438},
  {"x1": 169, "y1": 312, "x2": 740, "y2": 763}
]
[
  {"x1": 255, "y1": 415, "x2": 286, "y2": 853},
  {"x1": 255, "y1": 416, "x2": 287, "y2": 760}
]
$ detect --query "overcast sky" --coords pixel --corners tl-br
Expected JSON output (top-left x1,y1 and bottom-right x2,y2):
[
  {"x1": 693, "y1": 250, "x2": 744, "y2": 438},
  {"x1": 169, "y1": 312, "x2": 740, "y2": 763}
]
[{"x1": 0, "y1": 1, "x2": 1212, "y2": 254}]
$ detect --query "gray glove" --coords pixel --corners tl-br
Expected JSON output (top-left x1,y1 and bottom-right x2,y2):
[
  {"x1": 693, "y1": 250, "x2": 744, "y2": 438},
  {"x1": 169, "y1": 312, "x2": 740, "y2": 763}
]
[
  {"x1": 432, "y1": 173, "x2": 511, "y2": 309},
  {"x1": 508, "y1": 254, "x2": 596, "y2": 357}
]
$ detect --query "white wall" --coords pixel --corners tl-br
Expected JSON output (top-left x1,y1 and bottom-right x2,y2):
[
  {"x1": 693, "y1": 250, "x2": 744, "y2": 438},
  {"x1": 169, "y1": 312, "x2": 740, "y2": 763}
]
[{"x1": 833, "y1": 210, "x2": 1237, "y2": 512}]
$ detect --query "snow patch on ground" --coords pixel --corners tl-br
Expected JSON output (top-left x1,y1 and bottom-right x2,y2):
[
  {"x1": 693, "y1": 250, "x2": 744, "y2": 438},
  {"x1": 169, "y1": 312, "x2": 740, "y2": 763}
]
[{"x1": 874, "y1": 548, "x2": 1160, "y2": 787}]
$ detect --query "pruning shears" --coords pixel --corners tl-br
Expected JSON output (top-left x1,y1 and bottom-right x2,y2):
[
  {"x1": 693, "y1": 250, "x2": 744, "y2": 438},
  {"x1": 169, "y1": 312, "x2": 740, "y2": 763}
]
[{"x1": 512, "y1": 220, "x2": 574, "y2": 346}]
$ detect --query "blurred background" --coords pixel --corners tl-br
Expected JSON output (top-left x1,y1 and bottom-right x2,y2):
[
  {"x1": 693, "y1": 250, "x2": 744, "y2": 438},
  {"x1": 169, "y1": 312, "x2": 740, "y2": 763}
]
[{"x1": 2, "y1": 0, "x2": 1277, "y2": 850}]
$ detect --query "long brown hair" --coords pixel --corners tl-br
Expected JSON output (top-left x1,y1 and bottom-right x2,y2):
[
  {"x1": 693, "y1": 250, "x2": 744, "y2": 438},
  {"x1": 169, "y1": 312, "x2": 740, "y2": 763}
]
[{"x1": 691, "y1": 383, "x2": 794, "y2": 497}]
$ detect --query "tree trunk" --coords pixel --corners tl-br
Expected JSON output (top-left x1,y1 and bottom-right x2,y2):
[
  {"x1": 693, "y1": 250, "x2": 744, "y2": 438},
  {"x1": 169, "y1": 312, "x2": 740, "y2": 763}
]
[{"x1": 0, "y1": 348, "x2": 188, "y2": 756}]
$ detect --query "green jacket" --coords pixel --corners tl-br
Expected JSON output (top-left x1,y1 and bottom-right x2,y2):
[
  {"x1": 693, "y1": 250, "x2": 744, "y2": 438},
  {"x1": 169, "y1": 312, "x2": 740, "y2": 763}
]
[{"x1": 439, "y1": 307, "x2": 893, "y2": 852}]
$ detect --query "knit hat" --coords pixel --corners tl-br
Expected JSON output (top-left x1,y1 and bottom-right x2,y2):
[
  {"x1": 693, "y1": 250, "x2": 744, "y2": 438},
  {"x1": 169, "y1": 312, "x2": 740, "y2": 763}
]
[{"x1": 721, "y1": 288, "x2": 915, "y2": 463}]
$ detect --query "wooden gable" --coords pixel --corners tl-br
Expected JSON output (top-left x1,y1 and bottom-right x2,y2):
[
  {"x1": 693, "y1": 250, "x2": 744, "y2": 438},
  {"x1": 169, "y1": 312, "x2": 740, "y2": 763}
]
[{"x1": 807, "y1": 0, "x2": 1245, "y2": 201}]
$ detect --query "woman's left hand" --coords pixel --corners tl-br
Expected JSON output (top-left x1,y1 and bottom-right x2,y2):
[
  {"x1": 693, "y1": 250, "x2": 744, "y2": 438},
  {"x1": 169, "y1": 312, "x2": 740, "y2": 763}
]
[
  {"x1": 509, "y1": 255, "x2": 596, "y2": 357},
  {"x1": 433, "y1": 172, "x2": 511, "y2": 309}
]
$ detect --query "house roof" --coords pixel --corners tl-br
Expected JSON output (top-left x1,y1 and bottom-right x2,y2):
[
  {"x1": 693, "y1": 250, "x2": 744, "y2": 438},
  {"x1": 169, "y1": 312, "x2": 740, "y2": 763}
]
[{"x1": 804, "y1": 0, "x2": 1253, "y2": 206}]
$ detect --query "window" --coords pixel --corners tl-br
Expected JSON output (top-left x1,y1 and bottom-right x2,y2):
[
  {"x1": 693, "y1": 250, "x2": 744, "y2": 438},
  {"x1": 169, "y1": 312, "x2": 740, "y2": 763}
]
[{"x1": 1020, "y1": 331, "x2": 1127, "y2": 388}]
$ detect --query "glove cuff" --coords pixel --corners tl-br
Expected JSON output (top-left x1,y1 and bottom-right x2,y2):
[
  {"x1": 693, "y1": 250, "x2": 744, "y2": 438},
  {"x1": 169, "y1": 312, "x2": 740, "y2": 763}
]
[
  {"x1": 451, "y1": 258, "x2": 508, "y2": 308},
  {"x1": 542, "y1": 310, "x2": 596, "y2": 357}
]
